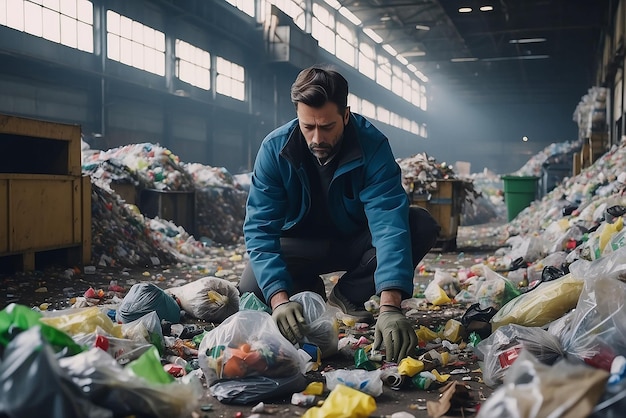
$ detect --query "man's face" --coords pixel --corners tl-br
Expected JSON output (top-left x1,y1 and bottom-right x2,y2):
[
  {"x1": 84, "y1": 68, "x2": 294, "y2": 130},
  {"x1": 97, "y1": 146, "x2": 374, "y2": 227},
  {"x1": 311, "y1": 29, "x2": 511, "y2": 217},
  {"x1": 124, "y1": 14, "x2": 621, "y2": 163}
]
[{"x1": 297, "y1": 101, "x2": 350, "y2": 161}]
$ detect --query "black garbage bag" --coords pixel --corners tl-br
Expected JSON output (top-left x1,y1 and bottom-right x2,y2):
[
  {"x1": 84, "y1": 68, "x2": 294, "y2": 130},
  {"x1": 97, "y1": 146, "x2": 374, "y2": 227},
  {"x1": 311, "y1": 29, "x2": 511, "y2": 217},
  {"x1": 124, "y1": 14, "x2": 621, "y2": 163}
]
[
  {"x1": 116, "y1": 282, "x2": 181, "y2": 324},
  {"x1": 209, "y1": 373, "x2": 307, "y2": 405},
  {"x1": 0, "y1": 326, "x2": 110, "y2": 418}
]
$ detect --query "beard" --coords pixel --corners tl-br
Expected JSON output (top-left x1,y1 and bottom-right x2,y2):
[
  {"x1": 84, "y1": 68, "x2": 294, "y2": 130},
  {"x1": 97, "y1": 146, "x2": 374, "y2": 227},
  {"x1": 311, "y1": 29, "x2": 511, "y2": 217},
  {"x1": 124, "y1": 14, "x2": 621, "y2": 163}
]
[{"x1": 308, "y1": 135, "x2": 343, "y2": 162}]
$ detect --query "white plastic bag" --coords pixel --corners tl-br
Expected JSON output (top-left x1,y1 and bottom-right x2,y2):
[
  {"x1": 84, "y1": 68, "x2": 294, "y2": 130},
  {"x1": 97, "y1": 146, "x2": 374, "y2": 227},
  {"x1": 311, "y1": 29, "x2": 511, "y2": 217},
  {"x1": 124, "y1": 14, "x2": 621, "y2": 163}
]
[
  {"x1": 290, "y1": 291, "x2": 339, "y2": 358},
  {"x1": 167, "y1": 277, "x2": 239, "y2": 322}
]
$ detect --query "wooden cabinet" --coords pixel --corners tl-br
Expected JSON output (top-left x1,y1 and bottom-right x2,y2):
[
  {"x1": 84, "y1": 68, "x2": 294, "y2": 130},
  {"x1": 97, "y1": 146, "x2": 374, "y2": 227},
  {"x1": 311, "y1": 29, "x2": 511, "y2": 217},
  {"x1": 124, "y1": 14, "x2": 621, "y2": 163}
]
[{"x1": 0, "y1": 114, "x2": 91, "y2": 270}]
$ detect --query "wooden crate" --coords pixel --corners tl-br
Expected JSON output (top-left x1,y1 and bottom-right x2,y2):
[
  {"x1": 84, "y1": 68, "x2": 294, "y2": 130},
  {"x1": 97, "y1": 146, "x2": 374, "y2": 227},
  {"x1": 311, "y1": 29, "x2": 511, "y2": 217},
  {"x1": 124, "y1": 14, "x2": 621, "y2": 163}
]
[
  {"x1": 411, "y1": 179, "x2": 465, "y2": 251},
  {"x1": 111, "y1": 182, "x2": 137, "y2": 205},
  {"x1": 589, "y1": 134, "x2": 607, "y2": 162},
  {"x1": 0, "y1": 174, "x2": 91, "y2": 270},
  {"x1": 0, "y1": 114, "x2": 81, "y2": 176},
  {"x1": 0, "y1": 114, "x2": 90, "y2": 270},
  {"x1": 572, "y1": 152, "x2": 581, "y2": 176},
  {"x1": 580, "y1": 142, "x2": 591, "y2": 169}
]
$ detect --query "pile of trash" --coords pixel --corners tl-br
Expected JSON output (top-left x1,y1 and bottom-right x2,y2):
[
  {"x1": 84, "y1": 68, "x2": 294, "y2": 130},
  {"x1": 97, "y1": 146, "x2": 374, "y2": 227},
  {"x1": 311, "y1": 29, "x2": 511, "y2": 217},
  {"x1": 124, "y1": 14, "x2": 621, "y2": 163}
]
[
  {"x1": 511, "y1": 138, "x2": 583, "y2": 177},
  {"x1": 397, "y1": 152, "x2": 482, "y2": 224},
  {"x1": 573, "y1": 87, "x2": 609, "y2": 139},
  {"x1": 82, "y1": 142, "x2": 248, "y2": 266},
  {"x1": 186, "y1": 163, "x2": 248, "y2": 245},
  {"x1": 460, "y1": 169, "x2": 505, "y2": 226}
]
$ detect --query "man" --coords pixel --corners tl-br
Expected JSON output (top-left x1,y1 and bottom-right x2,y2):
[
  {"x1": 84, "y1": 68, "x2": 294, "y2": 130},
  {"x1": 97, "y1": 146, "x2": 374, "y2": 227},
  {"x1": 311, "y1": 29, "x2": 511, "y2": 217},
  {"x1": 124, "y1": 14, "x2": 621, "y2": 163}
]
[{"x1": 239, "y1": 65, "x2": 440, "y2": 362}]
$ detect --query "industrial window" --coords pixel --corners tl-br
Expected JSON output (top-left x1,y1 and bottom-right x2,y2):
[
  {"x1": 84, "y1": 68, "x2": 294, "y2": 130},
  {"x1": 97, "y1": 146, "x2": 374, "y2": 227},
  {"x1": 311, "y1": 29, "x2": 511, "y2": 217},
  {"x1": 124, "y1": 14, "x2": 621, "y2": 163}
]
[
  {"x1": 106, "y1": 10, "x2": 165, "y2": 76},
  {"x1": 402, "y1": 72, "x2": 412, "y2": 102},
  {"x1": 335, "y1": 21, "x2": 354, "y2": 66},
  {"x1": 391, "y1": 64, "x2": 403, "y2": 96},
  {"x1": 266, "y1": 0, "x2": 305, "y2": 30},
  {"x1": 224, "y1": 0, "x2": 254, "y2": 17},
  {"x1": 311, "y1": 3, "x2": 334, "y2": 54},
  {"x1": 420, "y1": 85, "x2": 427, "y2": 111},
  {"x1": 421, "y1": 123, "x2": 428, "y2": 138},
  {"x1": 411, "y1": 79, "x2": 421, "y2": 108},
  {"x1": 347, "y1": 93, "x2": 359, "y2": 111},
  {"x1": 402, "y1": 116, "x2": 411, "y2": 132},
  {"x1": 411, "y1": 121, "x2": 420, "y2": 136},
  {"x1": 376, "y1": 55, "x2": 391, "y2": 89},
  {"x1": 358, "y1": 42, "x2": 375, "y2": 80},
  {"x1": 216, "y1": 56, "x2": 245, "y2": 101},
  {"x1": 360, "y1": 99, "x2": 376, "y2": 120},
  {"x1": 175, "y1": 39, "x2": 211, "y2": 90},
  {"x1": 0, "y1": 0, "x2": 93, "y2": 52},
  {"x1": 348, "y1": 93, "x2": 422, "y2": 137},
  {"x1": 376, "y1": 107, "x2": 390, "y2": 125}
]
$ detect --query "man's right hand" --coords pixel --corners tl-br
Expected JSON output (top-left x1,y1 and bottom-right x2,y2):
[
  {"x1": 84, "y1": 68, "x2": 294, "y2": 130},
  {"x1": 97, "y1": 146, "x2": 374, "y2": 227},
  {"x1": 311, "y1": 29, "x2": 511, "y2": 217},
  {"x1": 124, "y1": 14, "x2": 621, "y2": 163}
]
[{"x1": 272, "y1": 301, "x2": 305, "y2": 344}]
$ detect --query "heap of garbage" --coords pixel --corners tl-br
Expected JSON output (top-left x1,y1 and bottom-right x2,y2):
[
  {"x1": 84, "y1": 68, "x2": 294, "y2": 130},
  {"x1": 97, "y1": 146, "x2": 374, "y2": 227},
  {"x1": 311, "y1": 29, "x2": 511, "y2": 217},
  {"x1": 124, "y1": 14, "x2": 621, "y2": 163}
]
[
  {"x1": 397, "y1": 152, "x2": 482, "y2": 223},
  {"x1": 82, "y1": 142, "x2": 248, "y2": 267},
  {"x1": 511, "y1": 138, "x2": 583, "y2": 177},
  {"x1": 573, "y1": 86, "x2": 609, "y2": 139},
  {"x1": 461, "y1": 169, "x2": 505, "y2": 226}
]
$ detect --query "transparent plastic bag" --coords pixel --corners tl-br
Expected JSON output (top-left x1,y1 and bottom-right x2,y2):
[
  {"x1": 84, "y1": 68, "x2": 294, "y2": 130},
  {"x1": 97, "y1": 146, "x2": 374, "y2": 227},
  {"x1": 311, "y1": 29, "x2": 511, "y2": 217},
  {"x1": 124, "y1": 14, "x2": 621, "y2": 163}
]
[
  {"x1": 40, "y1": 306, "x2": 123, "y2": 338},
  {"x1": 197, "y1": 310, "x2": 306, "y2": 384},
  {"x1": 564, "y1": 275, "x2": 626, "y2": 371},
  {"x1": 324, "y1": 369, "x2": 383, "y2": 397},
  {"x1": 473, "y1": 266, "x2": 521, "y2": 310},
  {"x1": 475, "y1": 324, "x2": 564, "y2": 387},
  {"x1": 122, "y1": 310, "x2": 163, "y2": 344},
  {"x1": 167, "y1": 277, "x2": 239, "y2": 322},
  {"x1": 73, "y1": 326, "x2": 153, "y2": 364},
  {"x1": 290, "y1": 291, "x2": 340, "y2": 358},
  {"x1": 60, "y1": 346, "x2": 202, "y2": 418},
  {"x1": 477, "y1": 350, "x2": 609, "y2": 418},
  {"x1": 568, "y1": 245, "x2": 626, "y2": 283}
]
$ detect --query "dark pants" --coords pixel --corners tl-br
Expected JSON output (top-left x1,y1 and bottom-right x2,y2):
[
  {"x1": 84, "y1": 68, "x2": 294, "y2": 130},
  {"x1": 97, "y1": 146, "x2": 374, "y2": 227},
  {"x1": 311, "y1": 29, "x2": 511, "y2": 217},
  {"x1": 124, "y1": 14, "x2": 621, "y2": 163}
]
[{"x1": 239, "y1": 206, "x2": 441, "y2": 306}]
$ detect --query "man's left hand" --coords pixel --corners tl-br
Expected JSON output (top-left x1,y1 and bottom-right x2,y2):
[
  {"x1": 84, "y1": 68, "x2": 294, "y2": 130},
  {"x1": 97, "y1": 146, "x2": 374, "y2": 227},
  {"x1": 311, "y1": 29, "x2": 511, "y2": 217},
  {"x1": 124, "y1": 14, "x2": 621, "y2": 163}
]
[{"x1": 373, "y1": 310, "x2": 417, "y2": 362}]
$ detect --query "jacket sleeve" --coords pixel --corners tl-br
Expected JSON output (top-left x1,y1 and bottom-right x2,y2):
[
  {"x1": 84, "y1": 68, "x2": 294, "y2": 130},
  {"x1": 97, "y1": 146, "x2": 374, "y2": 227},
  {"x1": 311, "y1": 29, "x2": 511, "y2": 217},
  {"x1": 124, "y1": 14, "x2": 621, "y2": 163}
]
[
  {"x1": 243, "y1": 140, "x2": 294, "y2": 302},
  {"x1": 359, "y1": 138, "x2": 414, "y2": 298}
]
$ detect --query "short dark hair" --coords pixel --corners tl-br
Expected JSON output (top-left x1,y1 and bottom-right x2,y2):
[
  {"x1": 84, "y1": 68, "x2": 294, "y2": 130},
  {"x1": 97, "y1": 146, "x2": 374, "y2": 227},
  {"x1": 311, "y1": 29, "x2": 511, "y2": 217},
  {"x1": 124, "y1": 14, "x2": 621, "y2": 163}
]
[{"x1": 290, "y1": 66, "x2": 348, "y2": 113}]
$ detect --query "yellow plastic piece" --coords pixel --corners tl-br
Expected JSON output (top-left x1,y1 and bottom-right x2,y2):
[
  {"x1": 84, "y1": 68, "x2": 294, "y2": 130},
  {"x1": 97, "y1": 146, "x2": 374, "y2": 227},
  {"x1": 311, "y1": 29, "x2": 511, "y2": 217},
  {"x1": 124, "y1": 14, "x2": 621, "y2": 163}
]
[
  {"x1": 440, "y1": 351, "x2": 450, "y2": 366},
  {"x1": 431, "y1": 369, "x2": 450, "y2": 383},
  {"x1": 40, "y1": 306, "x2": 123, "y2": 337},
  {"x1": 304, "y1": 382, "x2": 324, "y2": 396},
  {"x1": 600, "y1": 217, "x2": 623, "y2": 252},
  {"x1": 429, "y1": 285, "x2": 451, "y2": 305},
  {"x1": 302, "y1": 384, "x2": 377, "y2": 418},
  {"x1": 417, "y1": 325, "x2": 439, "y2": 342},
  {"x1": 441, "y1": 319, "x2": 463, "y2": 343},
  {"x1": 338, "y1": 314, "x2": 356, "y2": 327},
  {"x1": 398, "y1": 357, "x2": 425, "y2": 377}
]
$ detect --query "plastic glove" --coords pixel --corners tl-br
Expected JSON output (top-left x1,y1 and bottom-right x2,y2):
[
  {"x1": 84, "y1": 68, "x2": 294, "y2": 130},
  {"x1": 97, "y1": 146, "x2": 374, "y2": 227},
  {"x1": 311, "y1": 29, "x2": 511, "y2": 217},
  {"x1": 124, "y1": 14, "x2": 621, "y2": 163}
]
[
  {"x1": 374, "y1": 311, "x2": 418, "y2": 362},
  {"x1": 272, "y1": 301, "x2": 305, "y2": 345}
]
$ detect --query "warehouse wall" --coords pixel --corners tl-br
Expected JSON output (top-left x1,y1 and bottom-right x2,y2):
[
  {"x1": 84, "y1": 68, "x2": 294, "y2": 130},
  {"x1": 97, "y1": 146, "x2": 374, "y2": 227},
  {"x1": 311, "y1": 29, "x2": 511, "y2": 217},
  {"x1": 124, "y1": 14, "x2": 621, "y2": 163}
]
[{"x1": 0, "y1": 0, "x2": 428, "y2": 174}]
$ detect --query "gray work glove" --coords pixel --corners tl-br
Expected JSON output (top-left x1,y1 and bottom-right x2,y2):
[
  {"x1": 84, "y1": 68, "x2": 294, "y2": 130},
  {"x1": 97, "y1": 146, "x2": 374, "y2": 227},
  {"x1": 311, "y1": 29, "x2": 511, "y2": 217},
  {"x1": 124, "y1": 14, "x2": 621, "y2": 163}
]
[
  {"x1": 272, "y1": 301, "x2": 305, "y2": 345},
  {"x1": 374, "y1": 310, "x2": 418, "y2": 363}
]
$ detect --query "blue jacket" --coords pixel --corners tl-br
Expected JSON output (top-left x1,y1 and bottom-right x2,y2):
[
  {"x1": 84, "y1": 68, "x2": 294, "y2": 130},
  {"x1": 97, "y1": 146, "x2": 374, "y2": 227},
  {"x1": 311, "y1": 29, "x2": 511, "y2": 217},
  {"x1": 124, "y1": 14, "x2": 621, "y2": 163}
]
[{"x1": 244, "y1": 113, "x2": 414, "y2": 302}]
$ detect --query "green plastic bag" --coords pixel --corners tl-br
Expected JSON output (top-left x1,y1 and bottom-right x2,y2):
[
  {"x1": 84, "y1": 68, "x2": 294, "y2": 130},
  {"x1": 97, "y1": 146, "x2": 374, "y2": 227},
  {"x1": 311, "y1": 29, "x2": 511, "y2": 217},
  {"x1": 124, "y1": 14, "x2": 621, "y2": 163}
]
[
  {"x1": 239, "y1": 292, "x2": 271, "y2": 313},
  {"x1": 127, "y1": 345, "x2": 174, "y2": 384},
  {"x1": 0, "y1": 303, "x2": 83, "y2": 355}
]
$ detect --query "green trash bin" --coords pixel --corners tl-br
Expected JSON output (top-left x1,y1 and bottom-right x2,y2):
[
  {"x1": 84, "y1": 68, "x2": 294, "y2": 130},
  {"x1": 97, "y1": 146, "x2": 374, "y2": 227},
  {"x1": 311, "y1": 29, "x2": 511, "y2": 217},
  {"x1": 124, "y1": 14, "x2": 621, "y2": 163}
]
[{"x1": 502, "y1": 175, "x2": 540, "y2": 221}]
